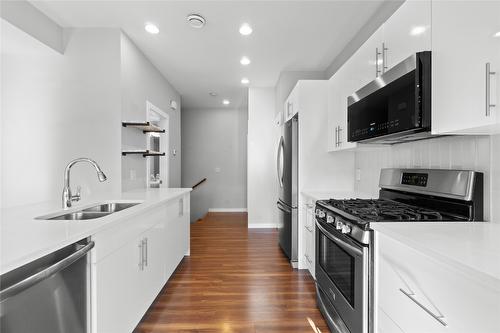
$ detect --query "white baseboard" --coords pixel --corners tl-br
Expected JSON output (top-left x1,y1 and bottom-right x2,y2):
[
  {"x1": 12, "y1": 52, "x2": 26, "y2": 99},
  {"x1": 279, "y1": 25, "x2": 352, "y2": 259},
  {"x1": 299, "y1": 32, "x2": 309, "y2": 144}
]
[
  {"x1": 248, "y1": 223, "x2": 277, "y2": 229},
  {"x1": 208, "y1": 208, "x2": 247, "y2": 213}
]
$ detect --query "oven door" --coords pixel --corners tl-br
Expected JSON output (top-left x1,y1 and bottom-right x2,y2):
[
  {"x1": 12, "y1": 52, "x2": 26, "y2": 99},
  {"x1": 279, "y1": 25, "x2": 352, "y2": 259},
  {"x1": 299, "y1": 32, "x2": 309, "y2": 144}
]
[{"x1": 315, "y1": 221, "x2": 368, "y2": 333}]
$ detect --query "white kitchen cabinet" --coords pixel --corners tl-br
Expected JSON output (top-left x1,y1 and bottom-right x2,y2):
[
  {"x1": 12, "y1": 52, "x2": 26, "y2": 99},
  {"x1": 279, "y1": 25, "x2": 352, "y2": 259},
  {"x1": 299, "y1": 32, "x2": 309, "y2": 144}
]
[
  {"x1": 375, "y1": 232, "x2": 500, "y2": 333},
  {"x1": 92, "y1": 194, "x2": 190, "y2": 333},
  {"x1": 431, "y1": 1, "x2": 500, "y2": 134},
  {"x1": 284, "y1": 85, "x2": 299, "y2": 122},
  {"x1": 304, "y1": 203, "x2": 315, "y2": 277},
  {"x1": 382, "y1": 1, "x2": 431, "y2": 71},
  {"x1": 92, "y1": 232, "x2": 148, "y2": 333}
]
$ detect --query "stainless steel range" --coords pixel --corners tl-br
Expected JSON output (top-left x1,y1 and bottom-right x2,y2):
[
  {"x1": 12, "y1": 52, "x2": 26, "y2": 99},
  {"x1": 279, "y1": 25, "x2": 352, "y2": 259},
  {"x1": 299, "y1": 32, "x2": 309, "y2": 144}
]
[{"x1": 314, "y1": 168, "x2": 484, "y2": 333}]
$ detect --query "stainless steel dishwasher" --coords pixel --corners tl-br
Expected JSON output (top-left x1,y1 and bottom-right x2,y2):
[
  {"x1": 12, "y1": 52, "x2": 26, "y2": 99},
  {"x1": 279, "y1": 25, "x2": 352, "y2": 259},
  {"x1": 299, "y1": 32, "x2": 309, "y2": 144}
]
[{"x1": 0, "y1": 239, "x2": 94, "y2": 333}]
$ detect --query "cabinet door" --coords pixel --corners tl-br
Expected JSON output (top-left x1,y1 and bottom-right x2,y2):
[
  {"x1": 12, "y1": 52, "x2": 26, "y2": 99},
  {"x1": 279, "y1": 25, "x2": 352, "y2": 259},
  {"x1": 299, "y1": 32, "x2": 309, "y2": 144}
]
[
  {"x1": 382, "y1": 1, "x2": 431, "y2": 71},
  {"x1": 305, "y1": 205, "x2": 315, "y2": 278},
  {"x1": 142, "y1": 223, "x2": 167, "y2": 303},
  {"x1": 432, "y1": 1, "x2": 500, "y2": 134},
  {"x1": 376, "y1": 233, "x2": 500, "y2": 333},
  {"x1": 349, "y1": 26, "x2": 385, "y2": 89},
  {"x1": 93, "y1": 236, "x2": 145, "y2": 333}
]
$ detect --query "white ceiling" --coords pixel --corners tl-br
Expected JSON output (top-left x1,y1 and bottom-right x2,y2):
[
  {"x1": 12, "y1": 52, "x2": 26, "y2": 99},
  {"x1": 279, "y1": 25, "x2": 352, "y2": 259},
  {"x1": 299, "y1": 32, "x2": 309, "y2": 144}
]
[{"x1": 31, "y1": 0, "x2": 384, "y2": 109}]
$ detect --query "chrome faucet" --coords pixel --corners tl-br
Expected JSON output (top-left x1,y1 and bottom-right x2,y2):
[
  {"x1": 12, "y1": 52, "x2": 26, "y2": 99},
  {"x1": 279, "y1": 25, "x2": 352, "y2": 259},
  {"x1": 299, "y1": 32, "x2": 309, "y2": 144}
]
[{"x1": 62, "y1": 158, "x2": 107, "y2": 209}]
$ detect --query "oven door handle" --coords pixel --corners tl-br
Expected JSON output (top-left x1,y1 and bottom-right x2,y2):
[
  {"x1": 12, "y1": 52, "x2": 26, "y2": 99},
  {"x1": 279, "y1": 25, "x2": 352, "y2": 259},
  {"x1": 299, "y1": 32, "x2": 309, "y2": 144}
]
[{"x1": 316, "y1": 221, "x2": 363, "y2": 256}]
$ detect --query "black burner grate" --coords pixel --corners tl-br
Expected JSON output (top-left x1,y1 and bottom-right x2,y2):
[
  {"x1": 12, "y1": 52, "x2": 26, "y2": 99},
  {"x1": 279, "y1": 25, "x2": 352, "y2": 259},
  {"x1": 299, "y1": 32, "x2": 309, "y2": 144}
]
[{"x1": 322, "y1": 199, "x2": 447, "y2": 222}]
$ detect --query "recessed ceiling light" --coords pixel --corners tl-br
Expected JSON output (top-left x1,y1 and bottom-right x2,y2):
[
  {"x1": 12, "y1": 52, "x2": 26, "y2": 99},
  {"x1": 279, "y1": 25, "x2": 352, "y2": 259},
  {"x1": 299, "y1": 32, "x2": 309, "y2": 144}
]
[
  {"x1": 222, "y1": 99, "x2": 230, "y2": 105},
  {"x1": 239, "y1": 23, "x2": 253, "y2": 36},
  {"x1": 410, "y1": 26, "x2": 427, "y2": 36},
  {"x1": 187, "y1": 14, "x2": 206, "y2": 28},
  {"x1": 241, "y1": 78, "x2": 250, "y2": 84},
  {"x1": 209, "y1": 92, "x2": 217, "y2": 97},
  {"x1": 494, "y1": 31, "x2": 500, "y2": 37},
  {"x1": 145, "y1": 23, "x2": 159, "y2": 34},
  {"x1": 240, "y1": 56, "x2": 251, "y2": 66}
]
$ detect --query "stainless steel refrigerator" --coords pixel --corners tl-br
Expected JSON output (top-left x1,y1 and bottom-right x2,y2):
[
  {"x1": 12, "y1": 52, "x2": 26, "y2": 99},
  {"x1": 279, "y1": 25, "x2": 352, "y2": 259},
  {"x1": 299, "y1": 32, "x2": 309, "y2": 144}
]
[{"x1": 276, "y1": 115, "x2": 298, "y2": 267}]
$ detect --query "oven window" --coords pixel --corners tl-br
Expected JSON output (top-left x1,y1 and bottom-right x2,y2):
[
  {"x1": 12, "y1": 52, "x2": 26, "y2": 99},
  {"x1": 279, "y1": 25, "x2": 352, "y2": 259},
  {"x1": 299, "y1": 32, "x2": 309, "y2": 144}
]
[{"x1": 319, "y1": 232, "x2": 355, "y2": 306}]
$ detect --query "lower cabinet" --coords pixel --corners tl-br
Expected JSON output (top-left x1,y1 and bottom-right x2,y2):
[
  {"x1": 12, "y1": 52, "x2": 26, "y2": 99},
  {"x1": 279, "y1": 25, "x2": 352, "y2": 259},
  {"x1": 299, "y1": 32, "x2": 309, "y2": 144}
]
[
  {"x1": 376, "y1": 232, "x2": 500, "y2": 333},
  {"x1": 302, "y1": 203, "x2": 315, "y2": 278},
  {"x1": 91, "y1": 194, "x2": 190, "y2": 333}
]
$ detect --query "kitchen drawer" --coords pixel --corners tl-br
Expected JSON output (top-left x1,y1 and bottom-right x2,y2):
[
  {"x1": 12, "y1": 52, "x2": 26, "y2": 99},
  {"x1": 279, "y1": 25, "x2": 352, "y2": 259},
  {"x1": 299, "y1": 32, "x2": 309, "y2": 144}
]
[
  {"x1": 376, "y1": 233, "x2": 500, "y2": 333},
  {"x1": 92, "y1": 205, "x2": 167, "y2": 263}
]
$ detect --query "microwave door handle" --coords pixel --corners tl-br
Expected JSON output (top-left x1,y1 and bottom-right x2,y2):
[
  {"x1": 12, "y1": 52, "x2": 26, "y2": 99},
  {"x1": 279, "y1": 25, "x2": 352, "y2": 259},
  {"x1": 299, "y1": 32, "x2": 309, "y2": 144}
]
[{"x1": 316, "y1": 221, "x2": 363, "y2": 256}]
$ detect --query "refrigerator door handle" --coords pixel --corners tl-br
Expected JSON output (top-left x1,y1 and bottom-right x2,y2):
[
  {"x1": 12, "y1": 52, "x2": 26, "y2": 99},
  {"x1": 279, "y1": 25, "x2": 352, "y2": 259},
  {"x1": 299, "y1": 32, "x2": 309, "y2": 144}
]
[{"x1": 276, "y1": 136, "x2": 284, "y2": 188}]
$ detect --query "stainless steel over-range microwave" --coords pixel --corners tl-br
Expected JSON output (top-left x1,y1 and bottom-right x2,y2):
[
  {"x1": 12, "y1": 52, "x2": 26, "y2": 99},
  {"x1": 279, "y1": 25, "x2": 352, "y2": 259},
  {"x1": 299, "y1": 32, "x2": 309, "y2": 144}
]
[{"x1": 347, "y1": 51, "x2": 431, "y2": 144}]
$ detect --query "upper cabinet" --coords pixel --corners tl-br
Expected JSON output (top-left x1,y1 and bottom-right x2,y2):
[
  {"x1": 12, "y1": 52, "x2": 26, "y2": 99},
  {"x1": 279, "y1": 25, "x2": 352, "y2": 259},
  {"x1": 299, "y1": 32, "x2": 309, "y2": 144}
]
[
  {"x1": 284, "y1": 86, "x2": 299, "y2": 122},
  {"x1": 431, "y1": 1, "x2": 500, "y2": 134},
  {"x1": 327, "y1": 0, "x2": 500, "y2": 152},
  {"x1": 382, "y1": 1, "x2": 432, "y2": 71}
]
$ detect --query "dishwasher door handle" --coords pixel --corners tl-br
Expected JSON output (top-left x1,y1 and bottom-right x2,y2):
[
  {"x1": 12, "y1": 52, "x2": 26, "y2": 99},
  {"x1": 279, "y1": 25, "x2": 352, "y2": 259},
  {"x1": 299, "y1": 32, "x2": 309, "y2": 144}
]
[{"x1": 0, "y1": 241, "x2": 95, "y2": 301}]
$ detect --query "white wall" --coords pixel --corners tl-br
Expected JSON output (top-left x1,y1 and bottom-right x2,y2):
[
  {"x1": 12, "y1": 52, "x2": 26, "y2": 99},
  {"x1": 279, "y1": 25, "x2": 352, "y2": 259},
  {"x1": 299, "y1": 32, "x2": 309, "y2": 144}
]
[
  {"x1": 1, "y1": 20, "x2": 122, "y2": 209},
  {"x1": 248, "y1": 88, "x2": 278, "y2": 228},
  {"x1": 181, "y1": 107, "x2": 247, "y2": 221},
  {"x1": 354, "y1": 135, "x2": 499, "y2": 221},
  {"x1": 120, "y1": 33, "x2": 182, "y2": 191}
]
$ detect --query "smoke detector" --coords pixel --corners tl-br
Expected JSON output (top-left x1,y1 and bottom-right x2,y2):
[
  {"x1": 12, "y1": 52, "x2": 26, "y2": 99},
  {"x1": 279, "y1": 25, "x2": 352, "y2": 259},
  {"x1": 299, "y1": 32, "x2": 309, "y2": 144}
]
[{"x1": 187, "y1": 14, "x2": 206, "y2": 28}]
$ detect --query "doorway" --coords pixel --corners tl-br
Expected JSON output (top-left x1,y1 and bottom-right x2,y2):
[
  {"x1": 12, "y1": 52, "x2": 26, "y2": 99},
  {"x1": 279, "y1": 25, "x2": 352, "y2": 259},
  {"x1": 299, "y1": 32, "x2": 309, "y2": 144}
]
[{"x1": 146, "y1": 101, "x2": 169, "y2": 188}]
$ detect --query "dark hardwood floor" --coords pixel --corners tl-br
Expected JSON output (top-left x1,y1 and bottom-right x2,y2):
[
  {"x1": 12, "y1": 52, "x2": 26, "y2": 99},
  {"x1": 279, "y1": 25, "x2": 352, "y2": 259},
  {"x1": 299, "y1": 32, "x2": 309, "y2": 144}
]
[{"x1": 134, "y1": 212, "x2": 329, "y2": 333}]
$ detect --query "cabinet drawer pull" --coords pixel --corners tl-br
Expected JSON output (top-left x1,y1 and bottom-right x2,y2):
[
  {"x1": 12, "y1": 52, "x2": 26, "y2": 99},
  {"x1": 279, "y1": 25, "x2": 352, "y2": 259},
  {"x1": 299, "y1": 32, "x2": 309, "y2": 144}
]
[
  {"x1": 305, "y1": 225, "x2": 313, "y2": 233},
  {"x1": 486, "y1": 62, "x2": 496, "y2": 116},
  {"x1": 399, "y1": 288, "x2": 447, "y2": 327},
  {"x1": 337, "y1": 126, "x2": 343, "y2": 146}
]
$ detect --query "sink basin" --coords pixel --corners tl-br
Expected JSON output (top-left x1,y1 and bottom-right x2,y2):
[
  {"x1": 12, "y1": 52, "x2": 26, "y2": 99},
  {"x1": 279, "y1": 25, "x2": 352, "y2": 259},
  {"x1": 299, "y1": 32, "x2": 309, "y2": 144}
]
[
  {"x1": 82, "y1": 202, "x2": 140, "y2": 213},
  {"x1": 49, "y1": 211, "x2": 111, "y2": 220},
  {"x1": 38, "y1": 201, "x2": 142, "y2": 221}
]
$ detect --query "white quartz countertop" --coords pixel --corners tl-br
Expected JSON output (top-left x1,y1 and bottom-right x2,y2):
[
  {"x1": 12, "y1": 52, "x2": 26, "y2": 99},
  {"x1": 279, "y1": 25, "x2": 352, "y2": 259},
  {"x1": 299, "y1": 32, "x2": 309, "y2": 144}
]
[
  {"x1": 371, "y1": 222, "x2": 500, "y2": 289},
  {"x1": 1, "y1": 188, "x2": 191, "y2": 275}
]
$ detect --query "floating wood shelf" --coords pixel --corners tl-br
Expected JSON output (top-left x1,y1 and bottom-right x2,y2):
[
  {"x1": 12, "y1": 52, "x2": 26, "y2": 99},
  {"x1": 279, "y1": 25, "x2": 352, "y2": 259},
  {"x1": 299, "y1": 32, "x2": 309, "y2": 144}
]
[
  {"x1": 121, "y1": 150, "x2": 166, "y2": 157},
  {"x1": 122, "y1": 121, "x2": 165, "y2": 133}
]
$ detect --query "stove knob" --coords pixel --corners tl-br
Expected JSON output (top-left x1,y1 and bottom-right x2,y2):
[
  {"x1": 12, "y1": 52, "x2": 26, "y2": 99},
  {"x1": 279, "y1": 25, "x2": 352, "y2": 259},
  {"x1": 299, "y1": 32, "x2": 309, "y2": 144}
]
[
  {"x1": 326, "y1": 215, "x2": 334, "y2": 224},
  {"x1": 341, "y1": 225, "x2": 351, "y2": 234},
  {"x1": 317, "y1": 210, "x2": 326, "y2": 218},
  {"x1": 335, "y1": 221, "x2": 343, "y2": 230}
]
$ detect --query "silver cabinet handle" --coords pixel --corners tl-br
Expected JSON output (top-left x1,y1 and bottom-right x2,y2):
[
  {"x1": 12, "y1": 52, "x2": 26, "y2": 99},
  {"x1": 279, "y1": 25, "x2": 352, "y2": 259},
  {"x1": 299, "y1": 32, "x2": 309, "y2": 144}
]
[
  {"x1": 486, "y1": 62, "x2": 496, "y2": 116},
  {"x1": 143, "y1": 238, "x2": 148, "y2": 267},
  {"x1": 375, "y1": 47, "x2": 382, "y2": 77},
  {"x1": 399, "y1": 289, "x2": 447, "y2": 327},
  {"x1": 337, "y1": 126, "x2": 343, "y2": 146},
  {"x1": 0, "y1": 241, "x2": 94, "y2": 301},
  {"x1": 382, "y1": 43, "x2": 388, "y2": 73},
  {"x1": 305, "y1": 225, "x2": 313, "y2": 233},
  {"x1": 304, "y1": 253, "x2": 313, "y2": 264},
  {"x1": 138, "y1": 240, "x2": 144, "y2": 270}
]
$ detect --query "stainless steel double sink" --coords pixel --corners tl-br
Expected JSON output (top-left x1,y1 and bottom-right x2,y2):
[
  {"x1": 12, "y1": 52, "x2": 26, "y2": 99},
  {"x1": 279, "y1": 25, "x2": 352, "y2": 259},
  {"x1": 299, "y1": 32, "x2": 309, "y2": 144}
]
[{"x1": 37, "y1": 202, "x2": 141, "y2": 221}]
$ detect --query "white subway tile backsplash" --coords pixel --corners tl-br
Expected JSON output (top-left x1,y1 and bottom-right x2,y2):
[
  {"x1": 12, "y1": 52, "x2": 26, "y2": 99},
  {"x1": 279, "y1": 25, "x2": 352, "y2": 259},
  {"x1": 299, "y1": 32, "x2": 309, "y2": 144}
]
[{"x1": 355, "y1": 135, "x2": 495, "y2": 221}]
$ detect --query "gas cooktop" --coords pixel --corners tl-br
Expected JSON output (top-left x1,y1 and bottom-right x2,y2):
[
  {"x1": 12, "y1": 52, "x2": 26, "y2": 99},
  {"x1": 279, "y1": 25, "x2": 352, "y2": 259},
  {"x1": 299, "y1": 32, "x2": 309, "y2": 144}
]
[{"x1": 317, "y1": 198, "x2": 465, "y2": 222}]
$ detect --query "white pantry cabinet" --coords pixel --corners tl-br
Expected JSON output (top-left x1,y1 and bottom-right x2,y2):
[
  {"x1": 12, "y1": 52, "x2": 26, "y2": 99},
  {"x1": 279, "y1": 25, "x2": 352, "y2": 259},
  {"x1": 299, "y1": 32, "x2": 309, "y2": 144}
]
[
  {"x1": 91, "y1": 194, "x2": 190, "y2": 333},
  {"x1": 431, "y1": 1, "x2": 500, "y2": 134},
  {"x1": 375, "y1": 232, "x2": 500, "y2": 333}
]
